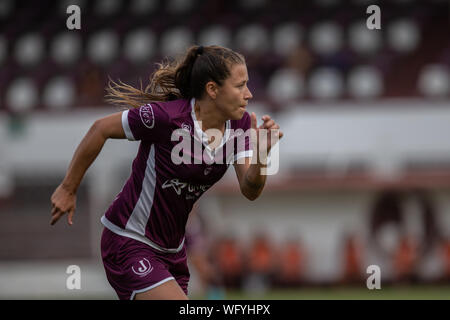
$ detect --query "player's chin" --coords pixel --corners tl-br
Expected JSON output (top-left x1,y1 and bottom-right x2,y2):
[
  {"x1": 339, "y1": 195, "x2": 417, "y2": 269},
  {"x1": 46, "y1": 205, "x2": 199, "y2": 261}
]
[{"x1": 231, "y1": 106, "x2": 247, "y2": 120}]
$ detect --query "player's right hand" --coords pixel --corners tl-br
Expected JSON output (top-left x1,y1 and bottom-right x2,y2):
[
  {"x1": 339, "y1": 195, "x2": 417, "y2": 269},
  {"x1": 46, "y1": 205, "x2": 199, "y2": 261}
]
[{"x1": 50, "y1": 184, "x2": 77, "y2": 226}]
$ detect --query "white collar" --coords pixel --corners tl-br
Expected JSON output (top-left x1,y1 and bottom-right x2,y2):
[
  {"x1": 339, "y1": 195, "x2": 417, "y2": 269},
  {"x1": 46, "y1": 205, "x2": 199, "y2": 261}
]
[{"x1": 190, "y1": 98, "x2": 231, "y2": 153}]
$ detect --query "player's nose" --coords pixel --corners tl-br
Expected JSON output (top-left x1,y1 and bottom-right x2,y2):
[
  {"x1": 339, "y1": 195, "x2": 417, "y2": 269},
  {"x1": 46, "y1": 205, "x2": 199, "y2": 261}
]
[{"x1": 244, "y1": 87, "x2": 253, "y2": 100}]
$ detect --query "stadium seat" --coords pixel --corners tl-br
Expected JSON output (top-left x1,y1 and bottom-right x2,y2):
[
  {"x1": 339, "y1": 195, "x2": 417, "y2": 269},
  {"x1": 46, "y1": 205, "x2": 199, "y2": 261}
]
[
  {"x1": 418, "y1": 64, "x2": 450, "y2": 98},
  {"x1": 86, "y1": 30, "x2": 120, "y2": 66},
  {"x1": 387, "y1": 19, "x2": 420, "y2": 53},
  {"x1": 59, "y1": 0, "x2": 85, "y2": 16},
  {"x1": 160, "y1": 27, "x2": 194, "y2": 58},
  {"x1": 315, "y1": 0, "x2": 340, "y2": 7},
  {"x1": 50, "y1": 32, "x2": 82, "y2": 67},
  {"x1": 238, "y1": 0, "x2": 268, "y2": 10},
  {"x1": 309, "y1": 22, "x2": 343, "y2": 56},
  {"x1": 14, "y1": 33, "x2": 45, "y2": 67},
  {"x1": 42, "y1": 76, "x2": 76, "y2": 110},
  {"x1": 93, "y1": 0, "x2": 123, "y2": 16},
  {"x1": 6, "y1": 77, "x2": 39, "y2": 112},
  {"x1": 268, "y1": 68, "x2": 304, "y2": 103},
  {"x1": 0, "y1": 0, "x2": 13, "y2": 18},
  {"x1": 197, "y1": 25, "x2": 232, "y2": 48},
  {"x1": 166, "y1": 0, "x2": 196, "y2": 14},
  {"x1": 309, "y1": 67, "x2": 344, "y2": 100},
  {"x1": 272, "y1": 22, "x2": 303, "y2": 58},
  {"x1": 123, "y1": 28, "x2": 157, "y2": 65},
  {"x1": 348, "y1": 66, "x2": 384, "y2": 99},
  {"x1": 130, "y1": 0, "x2": 159, "y2": 15},
  {"x1": 348, "y1": 20, "x2": 382, "y2": 55},
  {"x1": 234, "y1": 24, "x2": 270, "y2": 56},
  {"x1": 0, "y1": 36, "x2": 6, "y2": 65}
]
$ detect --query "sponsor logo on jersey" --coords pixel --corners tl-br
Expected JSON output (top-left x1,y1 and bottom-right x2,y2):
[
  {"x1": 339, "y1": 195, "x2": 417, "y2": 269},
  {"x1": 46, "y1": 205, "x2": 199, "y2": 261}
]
[
  {"x1": 162, "y1": 178, "x2": 211, "y2": 198},
  {"x1": 140, "y1": 104, "x2": 155, "y2": 129}
]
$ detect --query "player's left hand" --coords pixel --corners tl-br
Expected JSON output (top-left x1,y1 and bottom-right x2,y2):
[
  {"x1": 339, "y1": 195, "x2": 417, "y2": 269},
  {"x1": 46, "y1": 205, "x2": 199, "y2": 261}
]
[{"x1": 250, "y1": 112, "x2": 283, "y2": 155}]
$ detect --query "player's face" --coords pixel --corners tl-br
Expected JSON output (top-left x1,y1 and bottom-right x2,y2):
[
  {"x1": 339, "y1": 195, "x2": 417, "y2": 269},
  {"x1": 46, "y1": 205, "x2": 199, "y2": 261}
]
[{"x1": 215, "y1": 63, "x2": 253, "y2": 120}]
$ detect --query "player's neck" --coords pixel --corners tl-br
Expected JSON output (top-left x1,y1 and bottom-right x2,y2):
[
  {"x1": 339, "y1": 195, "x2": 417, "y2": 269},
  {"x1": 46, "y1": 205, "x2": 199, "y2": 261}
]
[{"x1": 194, "y1": 100, "x2": 226, "y2": 134}]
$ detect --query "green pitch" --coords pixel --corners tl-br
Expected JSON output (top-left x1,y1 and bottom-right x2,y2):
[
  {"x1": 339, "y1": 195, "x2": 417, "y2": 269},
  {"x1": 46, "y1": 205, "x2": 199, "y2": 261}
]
[{"x1": 193, "y1": 285, "x2": 450, "y2": 300}]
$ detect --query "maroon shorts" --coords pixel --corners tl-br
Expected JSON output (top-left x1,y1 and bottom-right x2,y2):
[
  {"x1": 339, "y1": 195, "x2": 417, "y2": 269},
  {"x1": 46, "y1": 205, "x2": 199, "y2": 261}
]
[{"x1": 100, "y1": 227, "x2": 190, "y2": 300}]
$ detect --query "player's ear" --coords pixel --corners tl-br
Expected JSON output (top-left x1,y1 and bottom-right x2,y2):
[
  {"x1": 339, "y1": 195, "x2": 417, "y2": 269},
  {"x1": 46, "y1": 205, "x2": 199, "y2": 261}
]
[{"x1": 205, "y1": 81, "x2": 218, "y2": 99}]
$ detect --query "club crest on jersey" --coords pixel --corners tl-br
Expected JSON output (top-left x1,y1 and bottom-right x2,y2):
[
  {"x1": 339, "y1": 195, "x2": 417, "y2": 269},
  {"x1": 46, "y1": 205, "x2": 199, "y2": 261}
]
[
  {"x1": 132, "y1": 258, "x2": 153, "y2": 277},
  {"x1": 181, "y1": 122, "x2": 192, "y2": 133},
  {"x1": 140, "y1": 104, "x2": 155, "y2": 129}
]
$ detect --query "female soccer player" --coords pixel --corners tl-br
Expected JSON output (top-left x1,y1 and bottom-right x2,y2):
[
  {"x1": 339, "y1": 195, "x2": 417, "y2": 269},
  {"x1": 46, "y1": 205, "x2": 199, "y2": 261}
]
[{"x1": 50, "y1": 45, "x2": 283, "y2": 300}]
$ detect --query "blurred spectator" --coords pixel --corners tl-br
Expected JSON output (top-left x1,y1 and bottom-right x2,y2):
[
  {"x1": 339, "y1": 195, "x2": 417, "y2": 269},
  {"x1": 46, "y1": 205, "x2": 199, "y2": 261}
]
[
  {"x1": 212, "y1": 235, "x2": 244, "y2": 289},
  {"x1": 186, "y1": 209, "x2": 225, "y2": 299},
  {"x1": 393, "y1": 235, "x2": 418, "y2": 283},
  {"x1": 410, "y1": 188, "x2": 440, "y2": 255},
  {"x1": 277, "y1": 238, "x2": 306, "y2": 287},
  {"x1": 243, "y1": 232, "x2": 275, "y2": 293},
  {"x1": 247, "y1": 232, "x2": 275, "y2": 276},
  {"x1": 77, "y1": 61, "x2": 105, "y2": 107},
  {"x1": 284, "y1": 46, "x2": 314, "y2": 76},
  {"x1": 341, "y1": 233, "x2": 363, "y2": 284},
  {"x1": 440, "y1": 238, "x2": 450, "y2": 282},
  {"x1": 369, "y1": 190, "x2": 404, "y2": 258}
]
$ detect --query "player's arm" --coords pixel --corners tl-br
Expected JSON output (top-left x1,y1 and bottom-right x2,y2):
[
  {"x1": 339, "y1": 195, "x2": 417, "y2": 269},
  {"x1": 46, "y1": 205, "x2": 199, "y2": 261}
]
[
  {"x1": 233, "y1": 156, "x2": 267, "y2": 201},
  {"x1": 233, "y1": 113, "x2": 283, "y2": 201},
  {"x1": 50, "y1": 112, "x2": 125, "y2": 226}
]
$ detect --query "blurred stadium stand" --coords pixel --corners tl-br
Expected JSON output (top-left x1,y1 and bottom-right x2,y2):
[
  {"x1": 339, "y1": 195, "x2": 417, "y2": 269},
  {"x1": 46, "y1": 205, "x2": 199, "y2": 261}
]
[{"x1": 0, "y1": 0, "x2": 448, "y2": 112}]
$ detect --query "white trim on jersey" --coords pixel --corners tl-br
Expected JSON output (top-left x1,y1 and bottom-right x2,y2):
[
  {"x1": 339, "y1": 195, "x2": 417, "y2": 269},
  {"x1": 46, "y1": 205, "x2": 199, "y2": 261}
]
[
  {"x1": 234, "y1": 150, "x2": 253, "y2": 163},
  {"x1": 129, "y1": 276, "x2": 176, "y2": 300},
  {"x1": 190, "y1": 98, "x2": 231, "y2": 161},
  {"x1": 101, "y1": 215, "x2": 185, "y2": 253},
  {"x1": 122, "y1": 109, "x2": 135, "y2": 141},
  {"x1": 126, "y1": 143, "x2": 157, "y2": 236}
]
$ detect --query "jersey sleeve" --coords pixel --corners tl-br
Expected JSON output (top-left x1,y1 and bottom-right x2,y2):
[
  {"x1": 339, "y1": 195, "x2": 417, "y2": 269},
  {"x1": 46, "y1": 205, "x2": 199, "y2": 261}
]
[
  {"x1": 234, "y1": 112, "x2": 254, "y2": 163},
  {"x1": 121, "y1": 103, "x2": 170, "y2": 142}
]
